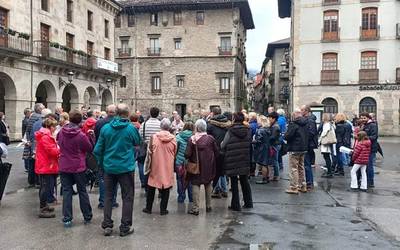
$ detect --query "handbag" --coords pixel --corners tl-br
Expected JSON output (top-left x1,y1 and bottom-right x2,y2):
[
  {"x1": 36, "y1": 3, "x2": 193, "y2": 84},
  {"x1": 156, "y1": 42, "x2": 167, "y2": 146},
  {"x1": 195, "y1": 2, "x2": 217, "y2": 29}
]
[
  {"x1": 137, "y1": 122, "x2": 147, "y2": 163},
  {"x1": 186, "y1": 143, "x2": 200, "y2": 175},
  {"x1": 321, "y1": 124, "x2": 337, "y2": 145},
  {"x1": 143, "y1": 135, "x2": 153, "y2": 175}
]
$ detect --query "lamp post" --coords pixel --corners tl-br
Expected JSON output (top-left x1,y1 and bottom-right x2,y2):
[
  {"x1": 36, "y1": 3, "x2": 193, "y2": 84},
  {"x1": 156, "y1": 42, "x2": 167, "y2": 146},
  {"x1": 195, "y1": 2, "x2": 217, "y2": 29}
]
[{"x1": 59, "y1": 71, "x2": 74, "y2": 89}]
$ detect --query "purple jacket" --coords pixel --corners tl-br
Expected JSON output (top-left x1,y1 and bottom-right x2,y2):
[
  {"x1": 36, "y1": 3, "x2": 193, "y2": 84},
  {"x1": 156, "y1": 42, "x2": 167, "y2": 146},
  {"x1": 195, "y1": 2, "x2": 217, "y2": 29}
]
[{"x1": 57, "y1": 123, "x2": 94, "y2": 173}]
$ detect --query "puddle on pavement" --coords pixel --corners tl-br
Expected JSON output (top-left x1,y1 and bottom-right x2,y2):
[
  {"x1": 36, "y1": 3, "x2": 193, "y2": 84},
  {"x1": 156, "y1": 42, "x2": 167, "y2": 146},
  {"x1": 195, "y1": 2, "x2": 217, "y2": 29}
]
[{"x1": 350, "y1": 219, "x2": 362, "y2": 224}]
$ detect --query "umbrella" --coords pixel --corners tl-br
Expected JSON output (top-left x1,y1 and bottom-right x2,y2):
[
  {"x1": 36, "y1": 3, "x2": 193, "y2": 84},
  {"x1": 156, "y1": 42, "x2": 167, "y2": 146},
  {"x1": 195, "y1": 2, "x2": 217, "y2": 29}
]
[{"x1": 0, "y1": 162, "x2": 12, "y2": 201}]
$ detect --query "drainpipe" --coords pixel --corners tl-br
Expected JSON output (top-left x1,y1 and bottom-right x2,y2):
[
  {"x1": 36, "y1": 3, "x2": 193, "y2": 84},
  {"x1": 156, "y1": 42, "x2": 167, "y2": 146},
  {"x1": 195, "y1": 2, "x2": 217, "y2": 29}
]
[{"x1": 30, "y1": 0, "x2": 34, "y2": 108}]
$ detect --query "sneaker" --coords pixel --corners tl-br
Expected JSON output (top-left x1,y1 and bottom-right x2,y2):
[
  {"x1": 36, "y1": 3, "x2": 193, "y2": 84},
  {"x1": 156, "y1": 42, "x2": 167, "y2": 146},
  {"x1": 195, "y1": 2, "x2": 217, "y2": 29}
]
[
  {"x1": 44, "y1": 206, "x2": 55, "y2": 212},
  {"x1": 84, "y1": 218, "x2": 92, "y2": 225},
  {"x1": 120, "y1": 228, "x2": 134, "y2": 237},
  {"x1": 142, "y1": 208, "x2": 152, "y2": 214},
  {"x1": 228, "y1": 206, "x2": 241, "y2": 212},
  {"x1": 255, "y1": 179, "x2": 269, "y2": 184},
  {"x1": 63, "y1": 220, "x2": 72, "y2": 228},
  {"x1": 112, "y1": 203, "x2": 119, "y2": 208},
  {"x1": 221, "y1": 192, "x2": 228, "y2": 198},
  {"x1": 211, "y1": 192, "x2": 222, "y2": 199},
  {"x1": 188, "y1": 209, "x2": 199, "y2": 216},
  {"x1": 104, "y1": 228, "x2": 113, "y2": 237},
  {"x1": 160, "y1": 210, "x2": 169, "y2": 216},
  {"x1": 299, "y1": 186, "x2": 307, "y2": 193},
  {"x1": 206, "y1": 207, "x2": 212, "y2": 213},
  {"x1": 285, "y1": 188, "x2": 299, "y2": 195},
  {"x1": 349, "y1": 188, "x2": 359, "y2": 192},
  {"x1": 38, "y1": 210, "x2": 56, "y2": 218},
  {"x1": 242, "y1": 204, "x2": 253, "y2": 209}
]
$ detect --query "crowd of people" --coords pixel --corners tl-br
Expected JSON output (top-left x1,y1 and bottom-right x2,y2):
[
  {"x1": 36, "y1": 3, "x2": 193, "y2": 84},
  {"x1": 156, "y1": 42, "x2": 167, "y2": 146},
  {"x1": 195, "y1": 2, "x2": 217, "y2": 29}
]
[{"x1": 0, "y1": 101, "x2": 380, "y2": 237}]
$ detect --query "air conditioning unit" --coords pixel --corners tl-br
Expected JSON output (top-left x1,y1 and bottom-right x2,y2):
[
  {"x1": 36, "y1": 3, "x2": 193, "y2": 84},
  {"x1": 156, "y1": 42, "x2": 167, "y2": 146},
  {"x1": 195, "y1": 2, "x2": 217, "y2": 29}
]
[{"x1": 397, "y1": 23, "x2": 400, "y2": 39}]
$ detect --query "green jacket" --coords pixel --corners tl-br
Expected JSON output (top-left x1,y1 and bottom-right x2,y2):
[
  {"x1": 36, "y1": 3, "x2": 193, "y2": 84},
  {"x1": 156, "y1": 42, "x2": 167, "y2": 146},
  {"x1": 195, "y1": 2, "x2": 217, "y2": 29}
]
[
  {"x1": 175, "y1": 130, "x2": 193, "y2": 166},
  {"x1": 94, "y1": 117, "x2": 141, "y2": 174}
]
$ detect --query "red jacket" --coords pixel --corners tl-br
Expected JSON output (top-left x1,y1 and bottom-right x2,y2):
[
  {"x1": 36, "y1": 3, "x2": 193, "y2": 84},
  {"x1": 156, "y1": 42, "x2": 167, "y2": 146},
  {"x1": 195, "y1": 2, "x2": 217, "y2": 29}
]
[
  {"x1": 35, "y1": 128, "x2": 60, "y2": 174},
  {"x1": 352, "y1": 139, "x2": 371, "y2": 165}
]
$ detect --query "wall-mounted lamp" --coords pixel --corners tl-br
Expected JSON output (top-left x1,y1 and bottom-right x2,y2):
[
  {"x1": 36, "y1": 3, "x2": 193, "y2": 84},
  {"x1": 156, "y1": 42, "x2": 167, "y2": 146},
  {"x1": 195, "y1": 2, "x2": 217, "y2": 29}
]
[{"x1": 59, "y1": 71, "x2": 74, "y2": 89}]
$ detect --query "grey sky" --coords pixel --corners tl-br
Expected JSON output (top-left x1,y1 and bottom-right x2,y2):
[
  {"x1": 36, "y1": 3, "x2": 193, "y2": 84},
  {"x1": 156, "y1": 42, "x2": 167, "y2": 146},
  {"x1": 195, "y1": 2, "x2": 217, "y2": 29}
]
[{"x1": 246, "y1": 0, "x2": 290, "y2": 72}]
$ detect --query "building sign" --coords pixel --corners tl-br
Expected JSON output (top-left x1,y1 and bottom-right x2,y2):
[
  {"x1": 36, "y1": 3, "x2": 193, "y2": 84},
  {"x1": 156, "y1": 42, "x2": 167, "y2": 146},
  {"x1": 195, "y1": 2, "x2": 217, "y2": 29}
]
[
  {"x1": 359, "y1": 84, "x2": 400, "y2": 91},
  {"x1": 96, "y1": 58, "x2": 118, "y2": 73}
]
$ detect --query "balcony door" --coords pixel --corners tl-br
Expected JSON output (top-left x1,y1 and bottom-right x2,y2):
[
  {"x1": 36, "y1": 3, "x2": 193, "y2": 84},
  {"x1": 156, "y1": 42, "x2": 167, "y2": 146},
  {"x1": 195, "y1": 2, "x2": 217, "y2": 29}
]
[
  {"x1": 40, "y1": 23, "x2": 50, "y2": 57},
  {"x1": 66, "y1": 33, "x2": 74, "y2": 63},
  {"x1": 0, "y1": 8, "x2": 8, "y2": 47},
  {"x1": 361, "y1": 8, "x2": 378, "y2": 39}
]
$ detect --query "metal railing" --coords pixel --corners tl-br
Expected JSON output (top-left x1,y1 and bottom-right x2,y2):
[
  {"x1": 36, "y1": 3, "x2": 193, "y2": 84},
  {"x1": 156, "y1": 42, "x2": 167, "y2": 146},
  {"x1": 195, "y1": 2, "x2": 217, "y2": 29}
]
[
  {"x1": 147, "y1": 47, "x2": 161, "y2": 56},
  {"x1": 218, "y1": 46, "x2": 232, "y2": 56},
  {"x1": 321, "y1": 70, "x2": 339, "y2": 85},
  {"x1": 0, "y1": 31, "x2": 31, "y2": 55},
  {"x1": 117, "y1": 48, "x2": 132, "y2": 57}
]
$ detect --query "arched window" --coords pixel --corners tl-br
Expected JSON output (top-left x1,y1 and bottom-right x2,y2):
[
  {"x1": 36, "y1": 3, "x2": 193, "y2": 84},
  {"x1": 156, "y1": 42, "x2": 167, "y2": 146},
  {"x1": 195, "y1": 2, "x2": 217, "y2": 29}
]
[
  {"x1": 361, "y1": 7, "x2": 378, "y2": 39},
  {"x1": 322, "y1": 97, "x2": 338, "y2": 114},
  {"x1": 359, "y1": 97, "x2": 376, "y2": 114},
  {"x1": 120, "y1": 76, "x2": 127, "y2": 88}
]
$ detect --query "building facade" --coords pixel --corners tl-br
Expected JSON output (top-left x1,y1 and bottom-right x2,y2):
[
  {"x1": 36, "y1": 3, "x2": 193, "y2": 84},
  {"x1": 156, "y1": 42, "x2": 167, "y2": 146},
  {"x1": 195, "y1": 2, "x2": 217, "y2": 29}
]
[
  {"x1": 0, "y1": 0, "x2": 121, "y2": 139},
  {"x1": 279, "y1": 0, "x2": 400, "y2": 135},
  {"x1": 115, "y1": 0, "x2": 254, "y2": 117}
]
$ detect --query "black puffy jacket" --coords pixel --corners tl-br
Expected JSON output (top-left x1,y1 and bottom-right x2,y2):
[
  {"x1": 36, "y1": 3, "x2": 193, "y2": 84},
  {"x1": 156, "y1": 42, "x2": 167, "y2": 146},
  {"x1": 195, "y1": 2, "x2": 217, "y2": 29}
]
[
  {"x1": 221, "y1": 124, "x2": 251, "y2": 176},
  {"x1": 284, "y1": 117, "x2": 309, "y2": 153},
  {"x1": 207, "y1": 115, "x2": 231, "y2": 148}
]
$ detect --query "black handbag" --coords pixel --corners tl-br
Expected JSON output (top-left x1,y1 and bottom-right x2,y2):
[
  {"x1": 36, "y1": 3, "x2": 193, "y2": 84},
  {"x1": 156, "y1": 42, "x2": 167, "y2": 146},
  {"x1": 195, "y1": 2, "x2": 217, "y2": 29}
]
[
  {"x1": 280, "y1": 142, "x2": 288, "y2": 156},
  {"x1": 137, "y1": 122, "x2": 147, "y2": 163}
]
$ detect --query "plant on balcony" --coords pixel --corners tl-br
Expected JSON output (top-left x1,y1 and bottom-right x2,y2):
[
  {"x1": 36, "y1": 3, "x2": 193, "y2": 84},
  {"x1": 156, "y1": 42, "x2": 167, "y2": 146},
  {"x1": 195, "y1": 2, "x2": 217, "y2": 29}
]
[
  {"x1": 77, "y1": 50, "x2": 88, "y2": 57},
  {"x1": 72, "y1": 49, "x2": 78, "y2": 54},
  {"x1": 4, "y1": 28, "x2": 16, "y2": 36},
  {"x1": 18, "y1": 32, "x2": 30, "y2": 40},
  {"x1": 49, "y1": 42, "x2": 60, "y2": 48}
]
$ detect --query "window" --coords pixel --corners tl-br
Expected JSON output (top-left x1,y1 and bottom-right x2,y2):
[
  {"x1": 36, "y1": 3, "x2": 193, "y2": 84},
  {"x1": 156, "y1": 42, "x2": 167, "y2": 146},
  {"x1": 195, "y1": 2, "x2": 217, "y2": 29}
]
[
  {"x1": 323, "y1": 10, "x2": 339, "y2": 41},
  {"x1": 322, "y1": 53, "x2": 337, "y2": 70},
  {"x1": 322, "y1": 98, "x2": 338, "y2": 114},
  {"x1": 361, "y1": 51, "x2": 377, "y2": 69},
  {"x1": 359, "y1": 97, "x2": 376, "y2": 114},
  {"x1": 151, "y1": 76, "x2": 161, "y2": 93},
  {"x1": 119, "y1": 38, "x2": 131, "y2": 56},
  {"x1": 67, "y1": 0, "x2": 73, "y2": 22},
  {"x1": 361, "y1": 7, "x2": 378, "y2": 39},
  {"x1": 128, "y1": 14, "x2": 135, "y2": 27},
  {"x1": 220, "y1": 37, "x2": 231, "y2": 50},
  {"x1": 196, "y1": 11, "x2": 204, "y2": 25},
  {"x1": 87, "y1": 11, "x2": 93, "y2": 31},
  {"x1": 104, "y1": 47, "x2": 110, "y2": 60},
  {"x1": 87, "y1": 41, "x2": 94, "y2": 55},
  {"x1": 177, "y1": 76, "x2": 184, "y2": 87},
  {"x1": 115, "y1": 15, "x2": 121, "y2": 28},
  {"x1": 174, "y1": 11, "x2": 182, "y2": 25},
  {"x1": 148, "y1": 38, "x2": 160, "y2": 55},
  {"x1": 174, "y1": 38, "x2": 181, "y2": 50},
  {"x1": 150, "y1": 13, "x2": 158, "y2": 26},
  {"x1": 66, "y1": 33, "x2": 74, "y2": 63},
  {"x1": 220, "y1": 77, "x2": 230, "y2": 93},
  {"x1": 120, "y1": 76, "x2": 127, "y2": 88},
  {"x1": 104, "y1": 19, "x2": 109, "y2": 38},
  {"x1": 41, "y1": 0, "x2": 49, "y2": 12}
]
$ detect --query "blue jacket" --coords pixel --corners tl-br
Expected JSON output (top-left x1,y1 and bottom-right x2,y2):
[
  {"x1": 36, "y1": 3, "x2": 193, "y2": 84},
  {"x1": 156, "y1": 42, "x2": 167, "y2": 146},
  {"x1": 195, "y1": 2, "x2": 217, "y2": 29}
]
[
  {"x1": 93, "y1": 117, "x2": 141, "y2": 174},
  {"x1": 277, "y1": 115, "x2": 287, "y2": 134},
  {"x1": 249, "y1": 120, "x2": 258, "y2": 138},
  {"x1": 175, "y1": 130, "x2": 192, "y2": 166},
  {"x1": 253, "y1": 127, "x2": 272, "y2": 166}
]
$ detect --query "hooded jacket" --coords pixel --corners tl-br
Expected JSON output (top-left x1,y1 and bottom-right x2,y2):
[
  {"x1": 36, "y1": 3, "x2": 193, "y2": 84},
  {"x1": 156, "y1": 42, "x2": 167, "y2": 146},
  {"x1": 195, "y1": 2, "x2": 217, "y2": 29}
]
[
  {"x1": 93, "y1": 117, "x2": 141, "y2": 174},
  {"x1": 362, "y1": 120, "x2": 378, "y2": 153},
  {"x1": 147, "y1": 130, "x2": 177, "y2": 189},
  {"x1": 306, "y1": 114, "x2": 318, "y2": 150},
  {"x1": 57, "y1": 123, "x2": 94, "y2": 173},
  {"x1": 207, "y1": 115, "x2": 232, "y2": 148},
  {"x1": 82, "y1": 117, "x2": 97, "y2": 135},
  {"x1": 221, "y1": 124, "x2": 252, "y2": 176},
  {"x1": 285, "y1": 117, "x2": 309, "y2": 153},
  {"x1": 253, "y1": 126, "x2": 272, "y2": 166},
  {"x1": 352, "y1": 139, "x2": 371, "y2": 165},
  {"x1": 35, "y1": 127, "x2": 60, "y2": 174},
  {"x1": 175, "y1": 129, "x2": 193, "y2": 166}
]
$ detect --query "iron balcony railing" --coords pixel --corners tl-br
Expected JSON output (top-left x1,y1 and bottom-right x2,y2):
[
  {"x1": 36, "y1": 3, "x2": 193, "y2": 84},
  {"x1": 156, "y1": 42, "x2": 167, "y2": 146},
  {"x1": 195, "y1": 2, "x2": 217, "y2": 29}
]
[
  {"x1": 147, "y1": 47, "x2": 161, "y2": 56},
  {"x1": 117, "y1": 48, "x2": 132, "y2": 57},
  {"x1": 218, "y1": 46, "x2": 233, "y2": 56}
]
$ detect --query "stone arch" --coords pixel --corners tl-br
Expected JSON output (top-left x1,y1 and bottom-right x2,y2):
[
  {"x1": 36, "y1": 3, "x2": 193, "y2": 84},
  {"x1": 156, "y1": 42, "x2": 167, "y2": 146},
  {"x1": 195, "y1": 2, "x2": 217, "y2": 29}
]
[
  {"x1": 359, "y1": 97, "x2": 377, "y2": 115},
  {"x1": 35, "y1": 80, "x2": 57, "y2": 110},
  {"x1": 101, "y1": 89, "x2": 113, "y2": 111},
  {"x1": 322, "y1": 97, "x2": 338, "y2": 114},
  {"x1": 62, "y1": 84, "x2": 79, "y2": 112},
  {"x1": 84, "y1": 86, "x2": 98, "y2": 109},
  {"x1": 0, "y1": 72, "x2": 17, "y2": 137}
]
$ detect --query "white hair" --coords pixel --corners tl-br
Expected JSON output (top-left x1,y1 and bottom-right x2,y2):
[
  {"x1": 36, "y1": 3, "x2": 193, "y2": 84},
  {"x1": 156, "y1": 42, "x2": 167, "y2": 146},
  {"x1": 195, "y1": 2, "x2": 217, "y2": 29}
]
[
  {"x1": 277, "y1": 109, "x2": 285, "y2": 116},
  {"x1": 195, "y1": 119, "x2": 207, "y2": 133},
  {"x1": 41, "y1": 108, "x2": 52, "y2": 117},
  {"x1": 160, "y1": 118, "x2": 172, "y2": 131}
]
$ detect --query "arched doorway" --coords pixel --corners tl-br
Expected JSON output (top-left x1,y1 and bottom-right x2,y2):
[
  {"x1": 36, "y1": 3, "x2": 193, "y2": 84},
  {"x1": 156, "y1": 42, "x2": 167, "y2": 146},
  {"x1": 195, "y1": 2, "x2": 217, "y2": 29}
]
[
  {"x1": 84, "y1": 87, "x2": 98, "y2": 109},
  {"x1": 359, "y1": 97, "x2": 377, "y2": 115},
  {"x1": 101, "y1": 89, "x2": 113, "y2": 111},
  {"x1": 62, "y1": 84, "x2": 79, "y2": 112},
  {"x1": 0, "y1": 72, "x2": 17, "y2": 137},
  {"x1": 322, "y1": 97, "x2": 338, "y2": 114},
  {"x1": 36, "y1": 80, "x2": 57, "y2": 110}
]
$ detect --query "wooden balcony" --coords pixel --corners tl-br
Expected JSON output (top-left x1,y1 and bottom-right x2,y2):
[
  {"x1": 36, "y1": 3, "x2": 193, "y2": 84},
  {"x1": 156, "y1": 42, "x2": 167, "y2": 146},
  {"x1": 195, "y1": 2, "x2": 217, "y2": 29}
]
[
  {"x1": 0, "y1": 31, "x2": 31, "y2": 58},
  {"x1": 147, "y1": 47, "x2": 161, "y2": 56},
  {"x1": 321, "y1": 70, "x2": 339, "y2": 85},
  {"x1": 218, "y1": 46, "x2": 232, "y2": 56},
  {"x1": 322, "y1": 0, "x2": 341, "y2": 5},
  {"x1": 322, "y1": 28, "x2": 340, "y2": 42},
  {"x1": 360, "y1": 26, "x2": 380, "y2": 41},
  {"x1": 359, "y1": 69, "x2": 379, "y2": 84}
]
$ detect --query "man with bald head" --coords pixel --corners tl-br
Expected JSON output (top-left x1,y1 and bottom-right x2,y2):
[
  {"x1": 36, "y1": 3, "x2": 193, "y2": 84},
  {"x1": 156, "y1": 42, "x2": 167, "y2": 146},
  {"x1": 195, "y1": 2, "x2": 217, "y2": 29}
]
[
  {"x1": 95, "y1": 104, "x2": 116, "y2": 140},
  {"x1": 94, "y1": 103, "x2": 141, "y2": 237}
]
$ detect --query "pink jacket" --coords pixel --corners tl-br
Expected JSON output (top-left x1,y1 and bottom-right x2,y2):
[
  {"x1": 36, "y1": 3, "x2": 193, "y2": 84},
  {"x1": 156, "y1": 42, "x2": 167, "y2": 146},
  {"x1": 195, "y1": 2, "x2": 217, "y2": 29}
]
[{"x1": 147, "y1": 131, "x2": 177, "y2": 189}]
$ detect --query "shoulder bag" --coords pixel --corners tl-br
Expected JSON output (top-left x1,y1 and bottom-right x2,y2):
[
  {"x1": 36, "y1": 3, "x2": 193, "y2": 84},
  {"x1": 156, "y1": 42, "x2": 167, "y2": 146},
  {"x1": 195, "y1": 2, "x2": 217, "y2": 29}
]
[
  {"x1": 186, "y1": 142, "x2": 200, "y2": 175},
  {"x1": 144, "y1": 135, "x2": 153, "y2": 175},
  {"x1": 137, "y1": 122, "x2": 147, "y2": 163},
  {"x1": 321, "y1": 124, "x2": 337, "y2": 145}
]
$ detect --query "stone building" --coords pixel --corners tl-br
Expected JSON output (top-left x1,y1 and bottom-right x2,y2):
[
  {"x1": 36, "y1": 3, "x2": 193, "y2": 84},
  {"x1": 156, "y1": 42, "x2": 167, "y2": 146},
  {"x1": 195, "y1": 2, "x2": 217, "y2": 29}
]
[
  {"x1": 0, "y1": 0, "x2": 121, "y2": 139},
  {"x1": 115, "y1": 0, "x2": 254, "y2": 117},
  {"x1": 278, "y1": 0, "x2": 400, "y2": 135}
]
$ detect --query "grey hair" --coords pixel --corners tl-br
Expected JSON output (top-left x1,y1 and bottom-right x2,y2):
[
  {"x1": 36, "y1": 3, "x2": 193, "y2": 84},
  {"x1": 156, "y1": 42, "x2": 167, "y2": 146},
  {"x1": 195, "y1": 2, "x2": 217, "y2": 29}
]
[
  {"x1": 195, "y1": 119, "x2": 207, "y2": 133},
  {"x1": 106, "y1": 104, "x2": 116, "y2": 116},
  {"x1": 34, "y1": 103, "x2": 44, "y2": 113},
  {"x1": 277, "y1": 109, "x2": 285, "y2": 116},
  {"x1": 41, "y1": 108, "x2": 52, "y2": 117},
  {"x1": 116, "y1": 103, "x2": 129, "y2": 117},
  {"x1": 160, "y1": 118, "x2": 172, "y2": 131},
  {"x1": 292, "y1": 108, "x2": 302, "y2": 119}
]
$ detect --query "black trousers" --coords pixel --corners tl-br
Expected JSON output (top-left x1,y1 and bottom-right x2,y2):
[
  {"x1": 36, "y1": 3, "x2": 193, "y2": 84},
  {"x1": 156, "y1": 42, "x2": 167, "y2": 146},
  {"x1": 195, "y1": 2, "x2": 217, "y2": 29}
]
[
  {"x1": 39, "y1": 175, "x2": 51, "y2": 209},
  {"x1": 102, "y1": 172, "x2": 134, "y2": 232},
  {"x1": 230, "y1": 175, "x2": 253, "y2": 210},
  {"x1": 322, "y1": 153, "x2": 332, "y2": 175},
  {"x1": 146, "y1": 186, "x2": 170, "y2": 212},
  {"x1": 28, "y1": 159, "x2": 39, "y2": 186}
]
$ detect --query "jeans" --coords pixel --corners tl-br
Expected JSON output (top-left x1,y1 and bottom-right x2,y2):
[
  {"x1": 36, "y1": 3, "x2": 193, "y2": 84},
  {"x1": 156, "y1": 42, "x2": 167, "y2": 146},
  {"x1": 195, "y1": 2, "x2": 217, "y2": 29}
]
[
  {"x1": 39, "y1": 175, "x2": 52, "y2": 209},
  {"x1": 137, "y1": 162, "x2": 147, "y2": 187},
  {"x1": 98, "y1": 168, "x2": 118, "y2": 206},
  {"x1": 60, "y1": 172, "x2": 92, "y2": 222},
  {"x1": 230, "y1": 175, "x2": 253, "y2": 210},
  {"x1": 322, "y1": 152, "x2": 333, "y2": 175},
  {"x1": 146, "y1": 186, "x2": 170, "y2": 213},
  {"x1": 304, "y1": 150, "x2": 314, "y2": 186},
  {"x1": 351, "y1": 164, "x2": 367, "y2": 190},
  {"x1": 102, "y1": 172, "x2": 134, "y2": 232},
  {"x1": 213, "y1": 176, "x2": 227, "y2": 193},
  {"x1": 272, "y1": 145, "x2": 280, "y2": 177},
  {"x1": 176, "y1": 174, "x2": 192, "y2": 203},
  {"x1": 367, "y1": 153, "x2": 376, "y2": 187},
  {"x1": 278, "y1": 147, "x2": 283, "y2": 170},
  {"x1": 47, "y1": 175, "x2": 57, "y2": 203},
  {"x1": 335, "y1": 145, "x2": 344, "y2": 173},
  {"x1": 192, "y1": 183, "x2": 212, "y2": 212},
  {"x1": 28, "y1": 159, "x2": 39, "y2": 186},
  {"x1": 24, "y1": 159, "x2": 29, "y2": 171}
]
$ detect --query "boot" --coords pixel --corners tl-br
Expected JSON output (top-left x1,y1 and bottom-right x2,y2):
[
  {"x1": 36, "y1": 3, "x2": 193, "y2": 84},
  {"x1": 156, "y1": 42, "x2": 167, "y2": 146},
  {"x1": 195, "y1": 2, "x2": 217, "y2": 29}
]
[{"x1": 38, "y1": 208, "x2": 55, "y2": 218}]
